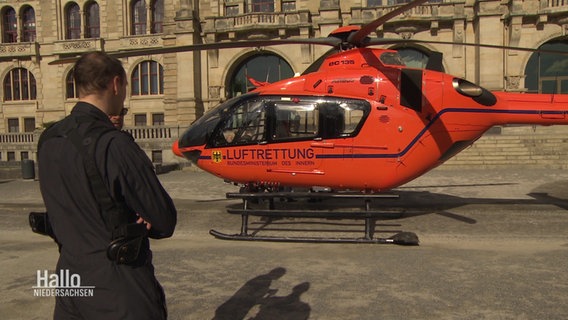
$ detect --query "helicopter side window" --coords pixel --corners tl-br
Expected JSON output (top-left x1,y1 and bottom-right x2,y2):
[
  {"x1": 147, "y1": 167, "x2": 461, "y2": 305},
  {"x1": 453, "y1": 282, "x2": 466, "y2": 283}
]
[
  {"x1": 319, "y1": 103, "x2": 345, "y2": 138},
  {"x1": 344, "y1": 108, "x2": 365, "y2": 133},
  {"x1": 213, "y1": 99, "x2": 266, "y2": 146},
  {"x1": 272, "y1": 102, "x2": 318, "y2": 141},
  {"x1": 318, "y1": 100, "x2": 370, "y2": 139},
  {"x1": 379, "y1": 52, "x2": 405, "y2": 67},
  {"x1": 265, "y1": 97, "x2": 369, "y2": 142}
]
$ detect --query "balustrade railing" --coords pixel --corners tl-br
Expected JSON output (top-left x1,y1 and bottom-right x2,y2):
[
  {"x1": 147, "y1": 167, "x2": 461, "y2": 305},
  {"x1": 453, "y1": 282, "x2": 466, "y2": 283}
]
[
  {"x1": 0, "y1": 126, "x2": 180, "y2": 163},
  {"x1": 546, "y1": 0, "x2": 568, "y2": 8},
  {"x1": 125, "y1": 126, "x2": 178, "y2": 140},
  {"x1": 209, "y1": 11, "x2": 310, "y2": 31},
  {"x1": 0, "y1": 132, "x2": 35, "y2": 144}
]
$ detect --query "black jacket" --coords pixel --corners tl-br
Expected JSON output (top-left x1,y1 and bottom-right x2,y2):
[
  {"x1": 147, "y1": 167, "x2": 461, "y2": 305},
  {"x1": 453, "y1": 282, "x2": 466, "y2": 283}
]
[{"x1": 38, "y1": 102, "x2": 176, "y2": 319}]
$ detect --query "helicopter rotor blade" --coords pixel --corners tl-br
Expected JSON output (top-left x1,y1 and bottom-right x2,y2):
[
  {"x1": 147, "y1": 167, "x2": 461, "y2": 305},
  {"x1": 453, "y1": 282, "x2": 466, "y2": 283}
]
[
  {"x1": 112, "y1": 37, "x2": 342, "y2": 57},
  {"x1": 48, "y1": 37, "x2": 342, "y2": 65},
  {"x1": 347, "y1": 0, "x2": 430, "y2": 47},
  {"x1": 364, "y1": 38, "x2": 568, "y2": 55}
]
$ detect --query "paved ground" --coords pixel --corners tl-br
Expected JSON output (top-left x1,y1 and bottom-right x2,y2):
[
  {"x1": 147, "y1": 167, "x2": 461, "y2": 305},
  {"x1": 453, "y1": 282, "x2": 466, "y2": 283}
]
[{"x1": 1, "y1": 167, "x2": 568, "y2": 319}]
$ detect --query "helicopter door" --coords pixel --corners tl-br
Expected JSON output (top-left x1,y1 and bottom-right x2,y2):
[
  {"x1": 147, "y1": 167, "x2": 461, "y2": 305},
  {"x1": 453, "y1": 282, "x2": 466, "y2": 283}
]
[
  {"x1": 267, "y1": 99, "x2": 322, "y2": 175},
  {"x1": 269, "y1": 98, "x2": 369, "y2": 179},
  {"x1": 315, "y1": 100, "x2": 369, "y2": 165},
  {"x1": 211, "y1": 98, "x2": 267, "y2": 147},
  {"x1": 203, "y1": 98, "x2": 273, "y2": 182}
]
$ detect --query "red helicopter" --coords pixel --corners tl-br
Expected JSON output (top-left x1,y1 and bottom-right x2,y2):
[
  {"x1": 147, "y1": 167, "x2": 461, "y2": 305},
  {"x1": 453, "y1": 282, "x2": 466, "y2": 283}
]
[
  {"x1": 166, "y1": 0, "x2": 568, "y2": 244},
  {"x1": 172, "y1": 0, "x2": 568, "y2": 194}
]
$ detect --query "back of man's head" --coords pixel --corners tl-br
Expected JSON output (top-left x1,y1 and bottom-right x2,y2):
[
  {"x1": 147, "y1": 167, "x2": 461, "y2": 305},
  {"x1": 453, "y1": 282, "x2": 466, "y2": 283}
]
[{"x1": 74, "y1": 51, "x2": 126, "y2": 97}]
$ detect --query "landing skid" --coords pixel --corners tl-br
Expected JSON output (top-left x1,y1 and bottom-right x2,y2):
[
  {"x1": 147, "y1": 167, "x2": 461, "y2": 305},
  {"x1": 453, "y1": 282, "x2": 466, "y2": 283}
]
[
  {"x1": 210, "y1": 191, "x2": 419, "y2": 245},
  {"x1": 210, "y1": 229, "x2": 419, "y2": 245}
]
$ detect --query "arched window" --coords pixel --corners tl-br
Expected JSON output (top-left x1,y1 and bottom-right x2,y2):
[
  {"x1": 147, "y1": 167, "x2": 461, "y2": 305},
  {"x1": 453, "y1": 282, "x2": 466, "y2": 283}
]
[
  {"x1": 525, "y1": 40, "x2": 568, "y2": 94},
  {"x1": 4, "y1": 68, "x2": 37, "y2": 101},
  {"x1": 2, "y1": 7, "x2": 17, "y2": 43},
  {"x1": 228, "y1": 53, "x2": 294, "y2": 98},
  {"x1": 251, "y1": 0, "x2": 274, "y2": 12},
  {"x1": 85, "y1": 2, "x2": 100, "y2": 38},
  {"x1": 131, "y1": 0, "x2": 147, "y2": 35},
  {"x1": 131, "y1": 60, "x2": 164, "y2": 95},
  {"x1": 21, "y1": 6, "x2": 36, "y2": 42},
  {"x1": 151, "y1": 0, "x2": 164, "y2": 34},
  {"x1": 66, "y1": 3, "x2": 81, "y2": 40},
  {"x1": 66, "y1": 69, "x2": 78, "y2": 99}
]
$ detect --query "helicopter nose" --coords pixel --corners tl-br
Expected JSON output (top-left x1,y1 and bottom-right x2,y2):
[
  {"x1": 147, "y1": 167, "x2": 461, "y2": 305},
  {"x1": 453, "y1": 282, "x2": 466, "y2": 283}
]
[
  {"x1": 172, "y1": 140, "x2": 182, "y2": 157},
  {"x1": 171, "y1": 139, "x2": 202, "y2": 164}
]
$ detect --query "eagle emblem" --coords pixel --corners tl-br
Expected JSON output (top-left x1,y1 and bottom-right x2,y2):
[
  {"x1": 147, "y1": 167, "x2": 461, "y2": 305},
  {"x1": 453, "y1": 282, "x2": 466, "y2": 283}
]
[{"x1": 212, "y1": 151, "x2": 223, "y2": 163}]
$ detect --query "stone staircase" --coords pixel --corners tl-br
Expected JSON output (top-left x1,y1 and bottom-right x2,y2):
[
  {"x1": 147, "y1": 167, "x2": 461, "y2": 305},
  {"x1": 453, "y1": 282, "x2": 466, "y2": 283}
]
[{"x1": 443, "y1": 126, "x2": 568, "y2": 169}]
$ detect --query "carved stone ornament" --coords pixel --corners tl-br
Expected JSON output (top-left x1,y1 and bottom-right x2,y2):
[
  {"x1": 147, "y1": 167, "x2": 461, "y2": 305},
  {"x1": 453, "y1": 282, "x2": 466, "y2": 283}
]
[
  {"x1": 209, "y1": 86, "x2": 221, "y2": 99},
  {"x1": 506, "y1": 75, "x2": 523, "y2": 90},
  {"x1": 395, "y1": 27, "x2": 417, "y2": 40}
]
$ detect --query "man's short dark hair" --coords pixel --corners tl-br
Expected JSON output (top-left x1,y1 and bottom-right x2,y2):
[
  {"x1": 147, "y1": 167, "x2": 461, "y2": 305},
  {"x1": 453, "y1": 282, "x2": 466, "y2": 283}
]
[{"x1": 73, "y1": 51, "x2": 126, "y2": 97}]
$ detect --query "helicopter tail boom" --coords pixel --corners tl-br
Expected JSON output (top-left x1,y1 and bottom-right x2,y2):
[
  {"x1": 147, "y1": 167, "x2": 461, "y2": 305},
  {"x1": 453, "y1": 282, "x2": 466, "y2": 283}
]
[{"x1": 492, "y1": 92, "x2": 568, "y2": 126}]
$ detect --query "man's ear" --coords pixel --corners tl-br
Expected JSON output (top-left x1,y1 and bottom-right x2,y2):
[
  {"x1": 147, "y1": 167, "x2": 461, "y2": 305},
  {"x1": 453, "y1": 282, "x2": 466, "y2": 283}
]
[{"x1": 112, "y1": 76, "x2": 121, "y2": 95}]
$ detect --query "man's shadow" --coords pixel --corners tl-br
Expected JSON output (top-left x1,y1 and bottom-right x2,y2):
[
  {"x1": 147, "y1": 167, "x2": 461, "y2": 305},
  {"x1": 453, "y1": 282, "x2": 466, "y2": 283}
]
[
  {"x1": 213, "y1": 267, "x2": 311, "y2": 320},
  {"x1": 251, "y1": 282, "x2": 310, "y2": 320}
]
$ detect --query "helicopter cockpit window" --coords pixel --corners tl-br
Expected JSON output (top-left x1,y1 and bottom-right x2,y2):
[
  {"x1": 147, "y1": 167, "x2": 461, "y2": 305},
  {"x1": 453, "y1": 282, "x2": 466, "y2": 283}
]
[
  {"x1": 214, "y1": 98, "x2": 266, "y2": 146},
  {"x1": 379, "y1": 52, "x2": 405, "y2": 66},
  {"x1": 272, "y1": 102, "x2": 318, "y2": 141}
]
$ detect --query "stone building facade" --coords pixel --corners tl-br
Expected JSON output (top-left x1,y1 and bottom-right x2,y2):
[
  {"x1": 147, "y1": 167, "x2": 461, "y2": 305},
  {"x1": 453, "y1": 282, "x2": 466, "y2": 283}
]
[{"x1": 0, "y1": 0, "x2": 567, "y2": 165}]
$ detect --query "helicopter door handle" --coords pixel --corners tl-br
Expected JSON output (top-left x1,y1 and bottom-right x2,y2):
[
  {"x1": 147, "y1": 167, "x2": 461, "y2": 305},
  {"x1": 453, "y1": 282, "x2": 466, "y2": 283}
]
[{"x1": 311, "y1": 142, "x2": 335, "y2": 148}]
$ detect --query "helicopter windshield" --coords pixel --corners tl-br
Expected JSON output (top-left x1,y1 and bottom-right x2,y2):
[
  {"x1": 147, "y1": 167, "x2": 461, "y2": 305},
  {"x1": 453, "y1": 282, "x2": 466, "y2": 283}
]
[
  {"x1": 178, "y1": 93, "x2": 259, "y2": 148},
  {"x1": 214, "y1": 98, "x2": 267, "y2": 146}
]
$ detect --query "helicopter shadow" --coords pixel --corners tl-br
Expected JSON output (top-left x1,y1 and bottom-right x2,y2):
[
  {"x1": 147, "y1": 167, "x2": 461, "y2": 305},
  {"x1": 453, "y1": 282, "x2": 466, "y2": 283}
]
[
  {"x1": 393, "y1": 180, "x2": 568, "y2": 218},
  {"x1": 395, "y1": 185, "x2": 568, "y2": 220},
  {"x1": 212, "y1": 267, "x2": 310, "y2": 320}
]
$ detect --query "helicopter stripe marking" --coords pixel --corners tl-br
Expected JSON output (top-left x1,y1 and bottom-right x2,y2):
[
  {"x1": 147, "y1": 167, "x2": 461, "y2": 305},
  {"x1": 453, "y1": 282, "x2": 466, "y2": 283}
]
[{"x1": 316, "y1": 108, "x2": 566, "y2": 159}]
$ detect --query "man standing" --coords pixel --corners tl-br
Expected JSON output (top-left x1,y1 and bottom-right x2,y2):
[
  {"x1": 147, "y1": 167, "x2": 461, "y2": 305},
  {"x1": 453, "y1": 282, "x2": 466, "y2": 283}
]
[{"x1": 38, "y1": 51, "x2": 177, "y2": 319}]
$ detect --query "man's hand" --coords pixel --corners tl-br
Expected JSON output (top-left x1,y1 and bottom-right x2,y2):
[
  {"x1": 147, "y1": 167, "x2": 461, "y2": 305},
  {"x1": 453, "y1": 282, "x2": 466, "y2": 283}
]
[{"x1": 136, "y1": 215, "x2": 152, "y2": 230}]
